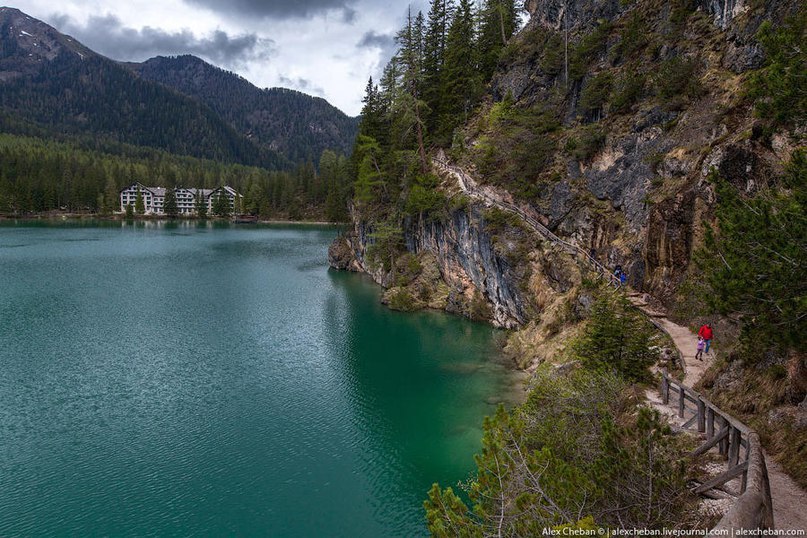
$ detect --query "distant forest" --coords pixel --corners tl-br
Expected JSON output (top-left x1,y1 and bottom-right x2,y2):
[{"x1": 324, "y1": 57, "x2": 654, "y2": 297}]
[{"x1": 0, "y1": 134, "x2": 351, "y2": 221}]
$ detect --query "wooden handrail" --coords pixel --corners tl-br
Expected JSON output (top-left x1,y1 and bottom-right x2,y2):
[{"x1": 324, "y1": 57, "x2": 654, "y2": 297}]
[{"x1": 660, "y1": 370, "x2": 774, "y2": 534}]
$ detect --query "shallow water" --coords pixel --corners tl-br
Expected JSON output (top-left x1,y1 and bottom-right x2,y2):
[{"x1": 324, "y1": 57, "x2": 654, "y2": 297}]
[{"x1": 0, "y1": 220, "x2": 521, "y2": 536}]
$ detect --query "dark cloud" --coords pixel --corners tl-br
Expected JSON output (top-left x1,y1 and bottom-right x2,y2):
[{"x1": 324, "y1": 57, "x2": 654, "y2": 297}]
[
  {"x1": 277, "y1": 75, "x2": 325, "y2": 96},
  {"x1": 356, "y1": 30, "x2": 393, "y2": 49},
  {"x1": 50, "y1": 13, "x2": 274, "y2": 67},
  {"x1": 183, "y1": 0, "x2": 358, "y2": 22}
]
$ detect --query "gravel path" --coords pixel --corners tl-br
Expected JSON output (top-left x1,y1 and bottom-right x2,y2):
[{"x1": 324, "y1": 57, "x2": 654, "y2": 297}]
[{"x1": 435, "y1": 157, "x2": 807, "y2": 534}]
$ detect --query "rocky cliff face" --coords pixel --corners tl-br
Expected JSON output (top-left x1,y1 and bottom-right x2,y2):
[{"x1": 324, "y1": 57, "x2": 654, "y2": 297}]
[
  {"x1": 332, "y1": 0, "x2": 799, "y2": 328},
  {"x1": 330, "y1": 205, "x2": 534, "y2": 328},
  {"x1": 488, "y1": 0, "x2": 799, "y2": 306}
]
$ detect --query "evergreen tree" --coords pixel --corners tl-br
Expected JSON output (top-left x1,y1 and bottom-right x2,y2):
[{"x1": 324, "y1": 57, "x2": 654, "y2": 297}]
[
  {"x1": 422, "y1": 0, "x2": 454, "y2": 139},
  {"x1": 104, "y1": 177, "x2": 120, "y2": 214},
  {"x1": 163, "y1": 188, "x2": 178, "y2": 218},
  {"x1": 573, "y1": 292, "x2": 659, "y2": 382},
  {"x1": 212, "y1": 190, "x2": 231, "y2": 217},
  {"x1": 195, "y1": 189, "x2": 208, "y2": 218},
  {"x1": 699, "y1": 152, "x2": 806, "y2": 353},
  {"x1": 395, "y1": 8, "x2": 429, "y2": 171},
  {"x1": 134, "y1": 186, "x2": 145, "y2": 214},
  {"x1": 124, "y1": 203, "x2": 134, "y2": 219},
  {"x1": 438, "y1": 0, "x2": 481, "y2": 144},
  {"x1": 477, "y1": 0, "x2": 519, "y2": 81}
]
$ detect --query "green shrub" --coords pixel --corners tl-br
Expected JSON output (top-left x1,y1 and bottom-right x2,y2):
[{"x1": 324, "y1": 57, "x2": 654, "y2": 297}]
[
  {"x1": 569, "y1": 21, "x2": 612, "y2": 81},
  {"x1": 579, "y1": 72, "x2": 614, "y2": 118},
  {"x1": 387, "y1": 288, "x2": 419, "y2": 311},
  {"x1": 425, "y1": 367, "x2": 695, "y2": 533},
  {"x1": 573, "y1": 125, "x2": 606, "y2": 162},
  {"x1": 610, "y1": 71, "x2": 646, "y2": 114},
  {"x1": 572, "y1": 293, "x2": 659, "y2": 382},
  {"x1": 655, "y1": 56, "x2": 704, "y2": 101},
  {"x1": 747, "y1": 14, "x2": 807, "y2": 128}
]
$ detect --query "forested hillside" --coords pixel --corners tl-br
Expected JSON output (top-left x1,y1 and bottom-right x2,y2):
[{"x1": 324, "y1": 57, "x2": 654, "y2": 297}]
[
  {"x1": 0, "y1": 8, "x2": 284, "y2": 169},
  {"x1": 0, "y1": 134, "x2": 351, "y2": 221},
  {"x1": 128, "y1": 55, "x2": 358, "y2": 164}
]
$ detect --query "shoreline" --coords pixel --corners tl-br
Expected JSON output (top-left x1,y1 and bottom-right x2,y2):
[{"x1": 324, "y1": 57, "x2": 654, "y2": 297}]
[{"x1": 0, "y1": 213, "x2": 346, "y2": 226}]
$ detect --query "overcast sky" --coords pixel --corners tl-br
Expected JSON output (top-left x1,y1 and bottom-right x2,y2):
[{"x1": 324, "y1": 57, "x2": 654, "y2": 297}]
[{"x1": 11, "y1": 0, "x2": 437, "y2": 115}]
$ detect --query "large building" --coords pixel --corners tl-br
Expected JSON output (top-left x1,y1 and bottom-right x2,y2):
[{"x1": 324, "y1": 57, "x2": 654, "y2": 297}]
[{"x1": 119, "y1": 184, "x2": 241, "y2": 215}]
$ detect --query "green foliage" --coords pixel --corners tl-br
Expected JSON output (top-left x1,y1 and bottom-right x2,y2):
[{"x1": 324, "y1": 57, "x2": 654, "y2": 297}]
[
  {"x1": 472, "y1": 104, "x2": 559, "y2": 201},
  {"x1": 609, "y1": 71, "x2": 646, "y2": 114},
  {"x1": 540, "y1": 32, "x2": 565, "y2": 77},
  {"x1": 655, "y1": 56, "x2": 704, "y2": 103},
  {"x1": 747, "y1": 14, "x2": 807, "y2": 128},
  {"x1": 0, "y1": 134, "x2": 350, "y2": 219},
  {"x1": 424, "y1": 368, "x2": 693, "y2": 534},
  {"x1": 387, "y1": 288, "x2": 420, "y2": 311},
  {"x1": 571, "y1": 125, "x2": 606, "y2": 162},
  {"x1": 572, "y1": 293, "x2": 659, "y2": 382},
  {"x1": 212, "y1": 190, "x2": 231, "y2": 217},
  {"x1": 367, "y1": 219, "x2": 405, "y2": 272},
  {"x1": 578, "y1": 72, "x2": 614, "y2": 119},
  {"x1": 698, "y1": 153, "x2": 807, "y2": 353},
  {"x1": 569, "y1": 21, "x2": 612, "y2": 82},
  {"x1": 405, "y1": 174, "x2": 448, "y2": 220},
  {"x1": 134, "y1": 186, "x2": 145, "y2": 214},
  {"x1": 613, "y1": 12, "x2": 649, "y2": 62},
  {"x1": 163, "y1": 188, "x2": 178, "y2": 218},
  {"x1": 482, "y1": 207, "x2": 522, "y2": 235},
  {"x1": 124, "y1": 203, "x2": 134, "y2": 219},
  {"x1": 194, "y1": 190, "x2": 208, "y2": 218},
  {"x1": 477, "y1": 0, "x2": 520, "y2": 81}
]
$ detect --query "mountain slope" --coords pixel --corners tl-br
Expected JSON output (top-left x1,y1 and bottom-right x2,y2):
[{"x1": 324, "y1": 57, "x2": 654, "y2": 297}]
[
  {"x1": 0, "y1": 7, "x2": 285, "y2": 168},
  {"x1": 127, "y1": 55, "x2": 359, "y2": 164}
]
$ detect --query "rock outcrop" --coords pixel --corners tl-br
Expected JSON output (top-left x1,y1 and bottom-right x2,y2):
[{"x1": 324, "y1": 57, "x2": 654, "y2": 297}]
[{"x1": 330, "y1": 206, "x2": 532, "y2": 328}]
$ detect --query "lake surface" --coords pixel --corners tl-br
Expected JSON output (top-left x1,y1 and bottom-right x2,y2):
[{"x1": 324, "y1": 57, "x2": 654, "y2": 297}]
[{"x1": 0, "y1": 220, "x2": 521, "y2": 537}]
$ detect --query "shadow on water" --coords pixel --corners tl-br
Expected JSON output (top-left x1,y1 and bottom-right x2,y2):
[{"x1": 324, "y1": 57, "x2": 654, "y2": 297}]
[{"x1": 324, "y1": 268, "x2": 525, "y2": 535}]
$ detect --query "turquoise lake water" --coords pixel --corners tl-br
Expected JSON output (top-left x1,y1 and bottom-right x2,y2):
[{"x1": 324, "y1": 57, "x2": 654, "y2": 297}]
[{"x1": 0, "y1": 220, "x2": 521, "y2": 537}]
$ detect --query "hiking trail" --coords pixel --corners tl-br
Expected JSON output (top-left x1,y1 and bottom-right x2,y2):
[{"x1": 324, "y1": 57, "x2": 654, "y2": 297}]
[{"x1": 433, "y1": 157, "x2": 807, "y2": 534}]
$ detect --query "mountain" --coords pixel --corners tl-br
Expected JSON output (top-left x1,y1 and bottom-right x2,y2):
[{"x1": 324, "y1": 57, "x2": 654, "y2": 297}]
[
  {"x1": 0, "y1": 8, "x2": 357, "y2": 168},
  {"x1": 126, "y1": 55, "x2": 359, "y2": 164},
  {"x1": 0, "y1": 7, "x2": 285, "y2": 168}
]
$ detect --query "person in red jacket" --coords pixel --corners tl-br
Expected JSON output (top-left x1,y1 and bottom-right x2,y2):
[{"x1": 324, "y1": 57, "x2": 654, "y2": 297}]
[{"x1": 698, "y1": 323, "x2": 714, "y2": 354}]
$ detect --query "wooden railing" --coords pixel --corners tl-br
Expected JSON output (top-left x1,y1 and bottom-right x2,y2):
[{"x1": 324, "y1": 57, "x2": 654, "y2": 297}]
[{"x1": 660, "y1": 371, "x2": 774, "y2": 533}]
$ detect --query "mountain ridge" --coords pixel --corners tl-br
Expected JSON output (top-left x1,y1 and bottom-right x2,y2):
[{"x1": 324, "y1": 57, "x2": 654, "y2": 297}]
[{"x1": 0, "y1": 8, "x2": 356, "y2": 167}]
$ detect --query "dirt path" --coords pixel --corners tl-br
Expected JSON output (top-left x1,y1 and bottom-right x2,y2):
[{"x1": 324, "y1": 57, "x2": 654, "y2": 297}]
[{"x1": 434, "y1": 157, "x2": 807, "y2": 533}]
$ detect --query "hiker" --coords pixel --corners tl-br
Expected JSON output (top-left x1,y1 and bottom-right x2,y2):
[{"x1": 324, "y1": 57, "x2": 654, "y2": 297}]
[
  {"x1": 695, "y1": 336, "x2": 705, "y2": 361},
  {"x1": 698, "y1": 322, "x2": 714, "y2": 354},
  {"x1": 613, "y1": 265, "x2": 623, "y2": 288},
  {"x1": 619, "y1": 271, "x2": 627, "y2": 288}
]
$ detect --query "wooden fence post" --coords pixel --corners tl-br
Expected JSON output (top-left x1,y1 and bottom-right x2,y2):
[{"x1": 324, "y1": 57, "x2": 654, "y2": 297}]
[
  {"x1": 706, "y1": 407, "x2": 714, "y2": 439},
  {"x1": 719, "y1": 417, "x2": 729, "y2": 457},
  {"x1": 697, "y1": 399, "x2": 706, "y2": 433},
  {"x1": 661, "y1": 373, "x2": 669, "y2": 405},
  {"x1": 729, "y1": 428, "x2": 741, "y2": 468},
  {"x1": 678, "y1": 386, "x2": 686, "y2": 418}
]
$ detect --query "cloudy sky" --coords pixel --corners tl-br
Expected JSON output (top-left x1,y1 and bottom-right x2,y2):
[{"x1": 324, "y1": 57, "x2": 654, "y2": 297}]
[{"x1": 11, "y1": 0, "x2": 436, "y2": 115}]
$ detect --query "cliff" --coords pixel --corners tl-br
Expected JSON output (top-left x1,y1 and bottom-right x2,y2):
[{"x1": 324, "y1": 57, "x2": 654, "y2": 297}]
[{"x1": 333, "y1": 0, "x2": 800, "y2": 327}]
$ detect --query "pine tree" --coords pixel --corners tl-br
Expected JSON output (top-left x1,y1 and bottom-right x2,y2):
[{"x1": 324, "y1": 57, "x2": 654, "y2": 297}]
[
  {"x1": 438, "y1": 0, "x2": 480, "y2": 144},
  {"x1": 395, "y1": 9, "x2": 429, "y2": 171},
  {"x1": 134, "y1": 186, "x2": 145, "y2": 214},
  {"x1": 194, "y1": 189, "x2": 208, "y2": 218},
  {"x1": 212, "y1": 190, "x2": 231, "y2": 217},
  {"x1": 422, "y1": 0, "x2": 454, "y2": 139},
  {"x1": 477, "y1": 0, "x2": 519, "y2": 81},
  {"x1": 163, "y1": 188, "x2": 178, "y2": 218}
]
